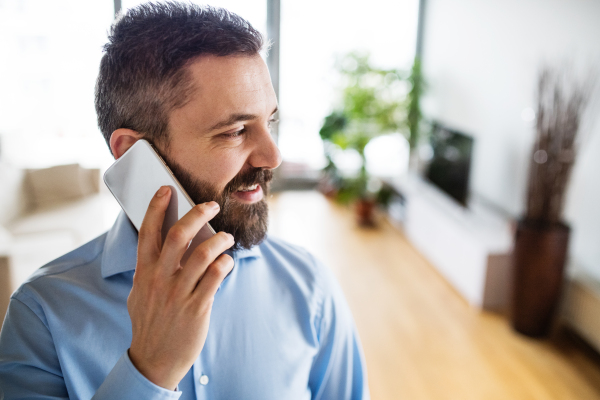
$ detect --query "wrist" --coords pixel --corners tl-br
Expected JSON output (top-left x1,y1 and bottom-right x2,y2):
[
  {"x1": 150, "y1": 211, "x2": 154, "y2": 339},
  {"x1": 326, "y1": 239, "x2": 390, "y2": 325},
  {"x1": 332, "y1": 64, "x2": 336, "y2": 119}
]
[{"x1": 128, "y1": 348, "x2": 179, "y2": 391}]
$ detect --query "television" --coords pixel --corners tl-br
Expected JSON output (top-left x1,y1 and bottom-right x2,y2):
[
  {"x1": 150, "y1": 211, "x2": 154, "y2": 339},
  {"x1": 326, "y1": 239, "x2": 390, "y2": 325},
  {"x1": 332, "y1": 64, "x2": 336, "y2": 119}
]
[{"x1": 425, "y1": 122, "x2": 474, "y2": 206}]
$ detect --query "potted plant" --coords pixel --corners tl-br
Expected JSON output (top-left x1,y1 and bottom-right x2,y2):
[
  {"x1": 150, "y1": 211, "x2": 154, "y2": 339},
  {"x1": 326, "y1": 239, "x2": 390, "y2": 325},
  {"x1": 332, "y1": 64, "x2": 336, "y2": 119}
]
[
  {"x1": 511, "y1": 68, "x2": 591, "y2": 337},
  {"x1": 319, "y1": 53, "x2": 407, "y2": 225}
]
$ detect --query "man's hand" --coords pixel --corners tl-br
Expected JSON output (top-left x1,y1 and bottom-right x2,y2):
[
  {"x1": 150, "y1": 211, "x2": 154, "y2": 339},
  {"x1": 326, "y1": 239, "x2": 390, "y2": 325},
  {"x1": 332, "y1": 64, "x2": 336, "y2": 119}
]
[{"x1": 127, "y1": 186, "x2": 234, "y2": 390}]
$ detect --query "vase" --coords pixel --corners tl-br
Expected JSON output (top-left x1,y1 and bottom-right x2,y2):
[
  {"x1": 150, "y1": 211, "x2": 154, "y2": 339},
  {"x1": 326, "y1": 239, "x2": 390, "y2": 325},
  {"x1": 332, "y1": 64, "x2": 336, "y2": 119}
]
[{"x1": 510, "y1": 219, "x2": 570, "y2": 337}]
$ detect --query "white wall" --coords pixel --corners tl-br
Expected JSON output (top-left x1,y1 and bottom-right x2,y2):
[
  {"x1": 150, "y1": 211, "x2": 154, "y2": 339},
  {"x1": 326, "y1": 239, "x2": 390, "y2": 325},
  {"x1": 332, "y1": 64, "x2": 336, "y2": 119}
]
[{"x1": 421, "y1": 0, "x2": 600, "y2": 279}]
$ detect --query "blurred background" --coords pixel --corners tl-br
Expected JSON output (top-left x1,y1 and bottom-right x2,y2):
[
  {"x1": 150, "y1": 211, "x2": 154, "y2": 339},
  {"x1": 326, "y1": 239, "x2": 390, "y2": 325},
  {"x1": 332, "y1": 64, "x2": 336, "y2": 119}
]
[{"x1": 1, "y1": 0, "x2": 600, "y2": 398}]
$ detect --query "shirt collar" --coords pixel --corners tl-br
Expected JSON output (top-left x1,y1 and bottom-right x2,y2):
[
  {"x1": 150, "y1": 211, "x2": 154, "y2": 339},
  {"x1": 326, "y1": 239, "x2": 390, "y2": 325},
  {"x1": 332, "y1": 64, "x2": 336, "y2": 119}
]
[
  {"x1": 234, "y1": 245, "x2": 262, "y2": 260},
  {"x1": 101, "y1": 211, "x2": 263, "y2": 278},
  {"x1": 101, "y1": 212, "x2": 138, "y2": 278}
]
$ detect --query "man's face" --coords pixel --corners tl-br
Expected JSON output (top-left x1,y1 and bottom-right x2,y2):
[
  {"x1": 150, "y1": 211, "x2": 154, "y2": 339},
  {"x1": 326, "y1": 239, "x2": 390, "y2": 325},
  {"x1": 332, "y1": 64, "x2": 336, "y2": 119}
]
[{"x1": 158, "y1": 54, "x2": 281, "y2": 250}]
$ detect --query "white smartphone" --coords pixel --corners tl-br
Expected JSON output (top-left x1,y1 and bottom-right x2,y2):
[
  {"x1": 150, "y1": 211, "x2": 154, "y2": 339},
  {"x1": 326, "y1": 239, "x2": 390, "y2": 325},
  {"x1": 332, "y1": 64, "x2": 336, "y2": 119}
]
[{"x1": 103, "y1": 139, "x2": 216, "y2": 249}]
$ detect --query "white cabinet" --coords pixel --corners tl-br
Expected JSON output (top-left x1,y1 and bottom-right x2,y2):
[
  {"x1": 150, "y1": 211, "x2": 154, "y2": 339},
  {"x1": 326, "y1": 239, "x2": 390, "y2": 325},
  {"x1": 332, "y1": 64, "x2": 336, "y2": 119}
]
[{"x1": 387, "y1": 174, "x2": 514, "y2": 310}]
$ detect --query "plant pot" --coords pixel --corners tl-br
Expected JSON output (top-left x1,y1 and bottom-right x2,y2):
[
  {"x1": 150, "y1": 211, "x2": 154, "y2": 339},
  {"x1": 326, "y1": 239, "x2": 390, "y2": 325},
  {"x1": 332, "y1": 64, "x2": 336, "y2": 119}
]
[
  {"x1": 511, "y1": 219, "x2": 570, "y2": 337},
  {"x1": 355, "y1": 199, "x2": 376, "y2": 227}
]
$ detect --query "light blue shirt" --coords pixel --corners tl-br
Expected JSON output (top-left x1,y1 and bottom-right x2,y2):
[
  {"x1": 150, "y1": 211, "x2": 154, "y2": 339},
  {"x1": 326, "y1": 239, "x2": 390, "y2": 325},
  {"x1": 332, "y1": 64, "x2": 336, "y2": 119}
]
[{"x1": 0, "y1": 212, "x2": 369, "y2": 399}]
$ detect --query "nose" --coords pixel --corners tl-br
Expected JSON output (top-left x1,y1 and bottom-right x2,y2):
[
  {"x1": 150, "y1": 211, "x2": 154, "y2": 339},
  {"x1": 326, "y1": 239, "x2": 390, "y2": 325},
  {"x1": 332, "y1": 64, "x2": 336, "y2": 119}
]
[{"x1": 249, "y1": 125, "x2": 282, "y2": 170}]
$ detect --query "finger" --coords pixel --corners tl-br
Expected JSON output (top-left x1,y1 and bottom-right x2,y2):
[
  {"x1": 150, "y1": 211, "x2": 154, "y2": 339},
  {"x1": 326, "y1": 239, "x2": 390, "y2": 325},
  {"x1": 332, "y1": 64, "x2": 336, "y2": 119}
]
[
  {"x1": 178, "y1": 232, "x2": 234, "y2": 292},
  {"x1": 137, "y1": 186, "x2": 172, "y2": 265},
  {"x1": 192, "y1": 253, "x2": 234, "y2": 304},
  {"x1": 158, "y1": 202, "x2": 220, "y2": 273}
]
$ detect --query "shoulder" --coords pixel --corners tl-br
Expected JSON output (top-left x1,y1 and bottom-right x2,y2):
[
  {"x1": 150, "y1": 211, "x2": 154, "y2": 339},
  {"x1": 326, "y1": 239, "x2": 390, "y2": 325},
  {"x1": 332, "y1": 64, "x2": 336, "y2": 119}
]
[
  {"x1": 258, "y1": 237, "x2": 355, "y2": 341},
  {"x1": 258, "y1": 235, "x2": 340, "y2": 300},
  {"x1": 259, "y1": 235, "x2": 316, "y2": 265},
  {"x1": 12, "y1": 233, "x2": 108, "y2": 304},
  {"x1": 259, "y1": 236, "x2": 320, "y2": 277}
]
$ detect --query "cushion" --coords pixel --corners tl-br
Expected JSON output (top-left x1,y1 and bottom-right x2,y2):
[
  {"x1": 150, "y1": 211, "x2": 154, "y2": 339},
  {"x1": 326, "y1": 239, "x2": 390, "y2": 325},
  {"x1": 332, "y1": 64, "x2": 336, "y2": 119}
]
[{"x1": 25, "y1": 164, "x2": 99, "y2": 209}]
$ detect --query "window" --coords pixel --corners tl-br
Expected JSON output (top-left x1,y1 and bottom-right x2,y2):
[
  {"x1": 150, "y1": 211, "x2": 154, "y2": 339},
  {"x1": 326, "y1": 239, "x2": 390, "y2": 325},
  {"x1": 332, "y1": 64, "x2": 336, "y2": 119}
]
[
  {"x1": 278, "y1": 0, "x2": 419, "y2": 175},
  {"x1": 0, "y1": 0, "x2": 114, "y2": 168}
]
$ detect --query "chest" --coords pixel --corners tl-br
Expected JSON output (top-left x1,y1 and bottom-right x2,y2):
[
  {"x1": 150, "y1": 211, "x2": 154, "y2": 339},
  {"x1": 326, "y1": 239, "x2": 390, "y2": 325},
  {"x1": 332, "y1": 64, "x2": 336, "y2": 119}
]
[
  {"x1": 185, "y1": 275, "x2": 319, "y2": 399},
  {"x1": 51, "y1": 270, "x2": 319, "y2": 400}
]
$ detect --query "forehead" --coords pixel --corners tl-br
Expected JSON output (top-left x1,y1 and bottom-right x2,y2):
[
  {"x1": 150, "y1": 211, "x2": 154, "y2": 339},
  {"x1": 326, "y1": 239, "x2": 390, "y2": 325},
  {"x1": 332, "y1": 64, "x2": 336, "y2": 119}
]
[{"x1": 181, "y1": 54, "x2": 276, "y2": 121}]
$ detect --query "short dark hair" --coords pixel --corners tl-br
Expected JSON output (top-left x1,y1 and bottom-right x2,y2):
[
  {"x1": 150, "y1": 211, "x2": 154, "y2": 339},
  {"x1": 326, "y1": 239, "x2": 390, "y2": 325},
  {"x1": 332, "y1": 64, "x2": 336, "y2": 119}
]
[{"x1": 95, "y1": 1, "x2": 264, "y2": 151}]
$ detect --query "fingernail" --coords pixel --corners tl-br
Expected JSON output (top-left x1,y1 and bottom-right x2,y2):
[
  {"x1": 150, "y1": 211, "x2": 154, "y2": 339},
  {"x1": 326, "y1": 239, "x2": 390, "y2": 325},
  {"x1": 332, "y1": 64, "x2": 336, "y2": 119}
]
[
  {"x1": 206, "y1": 201, "x2": 220, "y2": 210},
  {"x1": 156, "y1": 186, "x2": 169, "y2": 197}
]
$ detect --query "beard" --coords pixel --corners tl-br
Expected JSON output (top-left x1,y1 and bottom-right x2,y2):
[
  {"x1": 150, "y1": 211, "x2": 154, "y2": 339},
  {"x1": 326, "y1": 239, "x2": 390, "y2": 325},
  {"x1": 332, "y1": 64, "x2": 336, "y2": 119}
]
[{"x1": 161, "y1": 153, "x2": 272, "y2": 251}]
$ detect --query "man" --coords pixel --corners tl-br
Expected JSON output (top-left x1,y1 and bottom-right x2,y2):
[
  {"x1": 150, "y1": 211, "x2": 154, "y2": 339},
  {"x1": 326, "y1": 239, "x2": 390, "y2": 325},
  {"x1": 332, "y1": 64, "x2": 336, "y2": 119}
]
[{"x1": 0, "y1": 3, "x2": 368, "y2": 399}]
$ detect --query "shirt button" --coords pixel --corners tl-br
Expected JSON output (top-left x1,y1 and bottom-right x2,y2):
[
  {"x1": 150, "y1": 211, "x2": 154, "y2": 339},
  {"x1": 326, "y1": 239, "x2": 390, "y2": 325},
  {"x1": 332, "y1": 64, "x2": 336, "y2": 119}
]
[{"x1": 199, "y1": 375, "x2": 209, "y2": 385}]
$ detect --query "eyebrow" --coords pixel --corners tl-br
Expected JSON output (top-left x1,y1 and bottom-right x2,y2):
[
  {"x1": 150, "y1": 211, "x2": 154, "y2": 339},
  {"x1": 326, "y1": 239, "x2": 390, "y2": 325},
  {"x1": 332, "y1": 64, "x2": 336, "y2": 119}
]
[{"x1": 209, "y1": 106, "x2": 278, "y2": 132}]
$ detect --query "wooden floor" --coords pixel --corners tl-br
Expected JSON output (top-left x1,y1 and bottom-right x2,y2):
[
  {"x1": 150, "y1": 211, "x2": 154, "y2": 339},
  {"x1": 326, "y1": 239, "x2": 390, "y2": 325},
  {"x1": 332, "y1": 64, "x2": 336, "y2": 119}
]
[{"x1": 268, "y1": 191, "x2": 600, "y2": 400}]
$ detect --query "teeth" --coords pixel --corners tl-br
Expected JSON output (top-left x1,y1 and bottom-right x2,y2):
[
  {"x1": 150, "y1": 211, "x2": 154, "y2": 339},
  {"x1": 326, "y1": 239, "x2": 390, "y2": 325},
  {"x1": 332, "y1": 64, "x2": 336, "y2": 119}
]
[{"x1": 237, "y1": 184, "x2": 258, "y2": 192}]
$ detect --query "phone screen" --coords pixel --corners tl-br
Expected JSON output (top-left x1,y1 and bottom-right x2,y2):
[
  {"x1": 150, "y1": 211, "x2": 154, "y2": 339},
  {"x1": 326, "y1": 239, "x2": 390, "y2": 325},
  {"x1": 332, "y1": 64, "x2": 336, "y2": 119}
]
[{"x1": 103, "y1": 139, "x2": 215, "y2": 245}]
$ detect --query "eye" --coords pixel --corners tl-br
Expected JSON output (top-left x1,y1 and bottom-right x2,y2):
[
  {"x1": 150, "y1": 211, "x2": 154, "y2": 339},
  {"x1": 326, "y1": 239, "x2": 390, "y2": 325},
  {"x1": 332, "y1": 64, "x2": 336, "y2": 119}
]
[
  {"x1": 268, "y1": 118, "x2": 279, "y2": 128},
  {"x1": 222, "y1": 127, "x2": 246, "y2": 139}
]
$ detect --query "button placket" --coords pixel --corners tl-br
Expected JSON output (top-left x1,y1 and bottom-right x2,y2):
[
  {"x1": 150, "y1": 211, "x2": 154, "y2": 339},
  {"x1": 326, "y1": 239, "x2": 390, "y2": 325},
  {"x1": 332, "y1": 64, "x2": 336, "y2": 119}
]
[{"x1": 193, "y1": 358, "x2": 209, "y2": 399}]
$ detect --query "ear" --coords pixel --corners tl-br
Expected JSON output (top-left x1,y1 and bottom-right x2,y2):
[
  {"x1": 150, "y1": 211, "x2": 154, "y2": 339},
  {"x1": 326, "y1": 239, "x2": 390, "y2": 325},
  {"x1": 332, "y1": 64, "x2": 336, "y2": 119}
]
[{"x1": 110, "y1": 129, "x2": 144, "y2": 159}]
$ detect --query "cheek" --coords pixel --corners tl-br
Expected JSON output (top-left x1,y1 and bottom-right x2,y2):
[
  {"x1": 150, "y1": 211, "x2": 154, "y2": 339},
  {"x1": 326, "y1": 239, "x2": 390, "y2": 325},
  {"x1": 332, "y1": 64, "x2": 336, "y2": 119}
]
[{"x1": 188, "y1": 148, "x2": 248, "y2": 190}]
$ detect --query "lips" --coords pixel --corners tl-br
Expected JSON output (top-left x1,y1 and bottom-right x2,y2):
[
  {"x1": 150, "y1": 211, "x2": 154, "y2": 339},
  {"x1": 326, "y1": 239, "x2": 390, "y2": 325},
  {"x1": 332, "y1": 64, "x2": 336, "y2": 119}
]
[
  {"x1": 236, "y1": 183, "x2": 259, "y2": 192},
  {"x1": 231, "y1": 183, "x2": 263, "y2": 203},
  {"x1": 225, "y1": 168, "x2": 272, "y2": 204}
]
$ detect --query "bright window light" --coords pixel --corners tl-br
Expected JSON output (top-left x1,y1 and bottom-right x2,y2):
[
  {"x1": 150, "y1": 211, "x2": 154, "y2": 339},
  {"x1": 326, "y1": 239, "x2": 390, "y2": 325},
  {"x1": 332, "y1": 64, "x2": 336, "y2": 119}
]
[
  {"x1": 279, "y1": 0, "x2": 419, "y2": 172},
  {"x1": 0, "y1": 0, "x2": 114, "y2": 169},
  {"x1": 365, "y1": 133, "x2": 410, "y2": 178}
]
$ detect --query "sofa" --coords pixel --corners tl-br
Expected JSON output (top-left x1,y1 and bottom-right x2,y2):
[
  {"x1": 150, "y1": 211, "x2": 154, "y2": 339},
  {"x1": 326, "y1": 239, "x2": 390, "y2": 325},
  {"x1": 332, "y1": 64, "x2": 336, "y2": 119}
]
[{"x1": 0, "y1": 163, "x2": 121, "y2": 322}]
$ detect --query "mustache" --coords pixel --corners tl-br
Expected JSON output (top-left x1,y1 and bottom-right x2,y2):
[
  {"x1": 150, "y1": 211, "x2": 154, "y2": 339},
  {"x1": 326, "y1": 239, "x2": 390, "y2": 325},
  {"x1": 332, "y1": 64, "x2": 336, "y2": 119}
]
[{"x1": 224, "y1": 168, "x2": 273, "y2": 194}]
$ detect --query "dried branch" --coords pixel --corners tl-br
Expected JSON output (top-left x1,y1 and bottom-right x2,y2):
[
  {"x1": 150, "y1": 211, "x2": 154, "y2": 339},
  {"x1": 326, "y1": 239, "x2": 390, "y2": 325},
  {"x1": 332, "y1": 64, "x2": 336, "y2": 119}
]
[{"x1": 525, "y1": 67, "x2": 591, "y2": 224}]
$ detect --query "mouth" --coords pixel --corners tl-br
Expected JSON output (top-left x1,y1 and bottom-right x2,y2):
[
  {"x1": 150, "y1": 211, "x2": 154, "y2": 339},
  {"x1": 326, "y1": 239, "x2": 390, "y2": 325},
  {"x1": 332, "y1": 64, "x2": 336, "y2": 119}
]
[
  {"x1": 236, "y1": 183, "x2": 259, "y2": 192},
  {"x1": 231, "y1": 183, "x2": 263, "y2": 203}
]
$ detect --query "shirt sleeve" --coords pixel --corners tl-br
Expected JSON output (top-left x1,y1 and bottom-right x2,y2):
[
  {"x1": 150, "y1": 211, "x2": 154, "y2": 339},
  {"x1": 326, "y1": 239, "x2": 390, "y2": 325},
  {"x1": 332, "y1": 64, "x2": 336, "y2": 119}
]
[
  {"x1": 308, "y1": 259, "x2": 370, "y2": 400},
  {"x1": 92, "y1": 352, "x2": 182, "y2": 400},
  {"x1": 0, "y1": 295, "x2": 181, "y2": 400}
]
